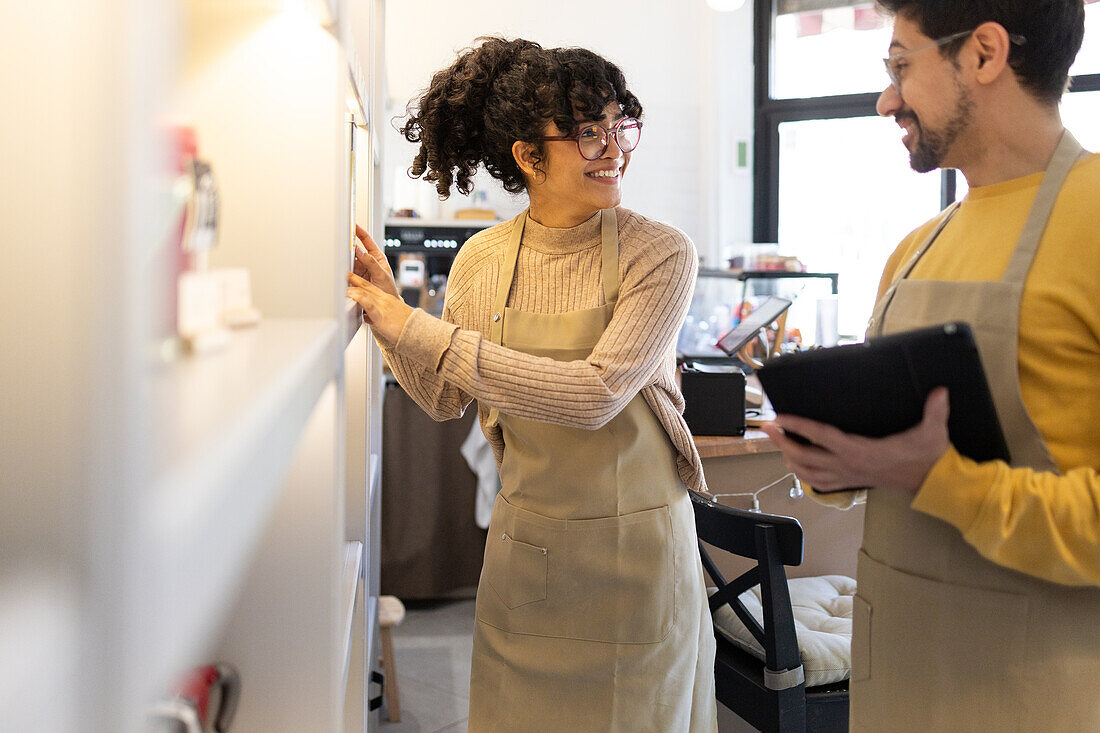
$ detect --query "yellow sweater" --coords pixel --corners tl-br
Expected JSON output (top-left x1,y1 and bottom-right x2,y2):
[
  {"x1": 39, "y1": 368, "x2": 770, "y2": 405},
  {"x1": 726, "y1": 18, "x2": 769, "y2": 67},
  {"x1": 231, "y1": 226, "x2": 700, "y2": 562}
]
[{"x1": 881, "y1": 153, "x2": 1100, "y2": 587}]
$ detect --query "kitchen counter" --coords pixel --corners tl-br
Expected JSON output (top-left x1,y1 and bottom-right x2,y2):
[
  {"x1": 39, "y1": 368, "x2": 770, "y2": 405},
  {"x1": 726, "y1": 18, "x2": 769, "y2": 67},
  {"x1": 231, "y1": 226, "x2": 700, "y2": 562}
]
[{"x1": 693, "y1": 429, "x2": 778, "y2": 459}]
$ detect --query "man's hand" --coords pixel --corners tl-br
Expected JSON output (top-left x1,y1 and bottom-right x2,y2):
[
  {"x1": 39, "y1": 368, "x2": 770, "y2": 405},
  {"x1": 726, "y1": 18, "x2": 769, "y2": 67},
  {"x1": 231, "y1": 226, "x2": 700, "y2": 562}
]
[{"x1": 760, "y1": 388, "x2": 951, "y2": 494}]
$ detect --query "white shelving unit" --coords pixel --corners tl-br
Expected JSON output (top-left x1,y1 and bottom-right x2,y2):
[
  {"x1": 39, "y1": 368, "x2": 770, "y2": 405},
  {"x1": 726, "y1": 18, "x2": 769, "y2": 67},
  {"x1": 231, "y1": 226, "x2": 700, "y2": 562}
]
[{"x1": 1, "y1": 1, "x2": 386, "y2": 731}]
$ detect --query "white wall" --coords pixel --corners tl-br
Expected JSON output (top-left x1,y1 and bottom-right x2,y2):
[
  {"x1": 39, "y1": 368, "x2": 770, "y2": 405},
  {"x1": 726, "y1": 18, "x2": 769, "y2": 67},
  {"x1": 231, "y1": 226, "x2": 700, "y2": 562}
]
[{"x1": 383, "y1": 0, "x2": 755, "y2": 265}]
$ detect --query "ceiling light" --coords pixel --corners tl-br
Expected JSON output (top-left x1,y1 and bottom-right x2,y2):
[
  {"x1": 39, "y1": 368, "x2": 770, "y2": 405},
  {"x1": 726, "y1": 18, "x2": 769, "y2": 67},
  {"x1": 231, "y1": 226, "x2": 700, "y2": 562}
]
[{"x1": 706, "y1": 0, "x2": 748, "y2": 11}]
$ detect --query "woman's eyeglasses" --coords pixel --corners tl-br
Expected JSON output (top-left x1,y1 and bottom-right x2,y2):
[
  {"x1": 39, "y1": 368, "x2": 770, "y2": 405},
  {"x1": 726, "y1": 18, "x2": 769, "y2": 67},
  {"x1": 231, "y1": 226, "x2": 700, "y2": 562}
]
[{"x1": 539, "y1": 117, "x2": 643, "y2": 161}]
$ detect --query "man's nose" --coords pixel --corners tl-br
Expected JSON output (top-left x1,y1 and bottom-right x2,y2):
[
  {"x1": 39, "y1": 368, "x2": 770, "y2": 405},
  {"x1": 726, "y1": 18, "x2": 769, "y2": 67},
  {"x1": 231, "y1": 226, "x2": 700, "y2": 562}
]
[{"x1": 876, "y1": 83, "x2": 901, "y2": 117}]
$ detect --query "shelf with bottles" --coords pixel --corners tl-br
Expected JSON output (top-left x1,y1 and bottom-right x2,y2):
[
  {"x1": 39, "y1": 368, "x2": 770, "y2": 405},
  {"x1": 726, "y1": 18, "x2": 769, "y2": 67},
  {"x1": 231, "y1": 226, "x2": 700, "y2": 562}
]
[
  {"x1": 146, "y1": 0, "x2": 382, "y2": 730},
  {"x1": 3, "y1": 0, "x2": 386, "y2": 729}
]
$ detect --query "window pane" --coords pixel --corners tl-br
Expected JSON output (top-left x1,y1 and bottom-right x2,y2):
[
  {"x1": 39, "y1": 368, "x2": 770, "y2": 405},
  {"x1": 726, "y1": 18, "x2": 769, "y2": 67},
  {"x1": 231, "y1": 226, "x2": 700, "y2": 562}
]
[
  {"x1": 1069, "y1": 0, "x2": 1100, "y2": 77},
  {"x1": 777, "y1": 116, "x2": 942, "y2": 338},
  {"x1": 1062, "y1": 91, "x2": 1100, "y2": 150},
  {"x1": 772, "y1": 2, "x2": 892, "y2": 99}
]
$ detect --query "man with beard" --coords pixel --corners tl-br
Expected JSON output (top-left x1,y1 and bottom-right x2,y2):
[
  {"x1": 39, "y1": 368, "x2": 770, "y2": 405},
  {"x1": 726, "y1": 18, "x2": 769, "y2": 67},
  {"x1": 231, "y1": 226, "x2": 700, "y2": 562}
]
[{"x1": 762, "y1": 1, "x2": 1100, "y2": 730}]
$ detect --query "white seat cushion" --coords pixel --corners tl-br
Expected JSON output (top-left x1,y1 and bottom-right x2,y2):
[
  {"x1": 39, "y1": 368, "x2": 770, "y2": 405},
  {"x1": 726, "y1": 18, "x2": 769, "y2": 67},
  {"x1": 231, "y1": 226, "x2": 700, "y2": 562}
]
[{"x1": 709, "y1": 575, "x2": 854, "y2": 687}]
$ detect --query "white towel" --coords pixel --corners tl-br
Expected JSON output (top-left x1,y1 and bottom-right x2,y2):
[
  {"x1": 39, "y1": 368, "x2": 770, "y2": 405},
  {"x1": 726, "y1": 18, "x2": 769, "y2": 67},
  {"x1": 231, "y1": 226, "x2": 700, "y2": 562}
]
[{"x1": 460, "y1": 421, "x2": 501, "y2": 529}]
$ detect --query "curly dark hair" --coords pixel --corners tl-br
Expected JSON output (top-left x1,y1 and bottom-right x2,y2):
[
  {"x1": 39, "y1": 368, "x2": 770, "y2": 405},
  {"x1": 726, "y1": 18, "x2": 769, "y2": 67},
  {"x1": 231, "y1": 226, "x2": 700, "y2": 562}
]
[
  {"x1": 400, "y1": 37, "x2": 643, "y2": 198},
  {"x1": 876, "y1": 0, "x2": 1085, "y2": 105}
]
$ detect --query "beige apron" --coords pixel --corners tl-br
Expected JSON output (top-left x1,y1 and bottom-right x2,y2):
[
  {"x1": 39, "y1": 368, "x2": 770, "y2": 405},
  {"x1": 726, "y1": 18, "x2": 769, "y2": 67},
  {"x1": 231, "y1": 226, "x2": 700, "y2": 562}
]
[
  {"x1": 467, "y1": 209, "x2": 717, "y2": 732},
  {"x1": 852, "y1": 132, "x2": 1100, "y2": 731}
]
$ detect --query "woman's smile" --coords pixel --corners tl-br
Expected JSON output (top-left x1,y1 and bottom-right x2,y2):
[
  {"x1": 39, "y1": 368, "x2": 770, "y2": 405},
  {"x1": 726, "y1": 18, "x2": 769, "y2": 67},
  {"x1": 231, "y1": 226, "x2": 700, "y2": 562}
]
[{"x1": 585, "y1": 164, "x2": 622, "y2": 182}]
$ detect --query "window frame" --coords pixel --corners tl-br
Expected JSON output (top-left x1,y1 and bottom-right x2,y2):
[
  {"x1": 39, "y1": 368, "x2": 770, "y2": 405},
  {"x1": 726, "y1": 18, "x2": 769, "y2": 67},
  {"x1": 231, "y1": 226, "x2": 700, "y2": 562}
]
[{"x1": 752, "y1": 0, "x2": 1100, "y2": 243}]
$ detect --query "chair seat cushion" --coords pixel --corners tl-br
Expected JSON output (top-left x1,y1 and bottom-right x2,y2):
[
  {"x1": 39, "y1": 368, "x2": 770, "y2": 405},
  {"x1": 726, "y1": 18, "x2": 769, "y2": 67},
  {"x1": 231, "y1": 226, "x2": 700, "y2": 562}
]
[{"x1": 709, "y1": 575, "x2": 854, "y2": 687}]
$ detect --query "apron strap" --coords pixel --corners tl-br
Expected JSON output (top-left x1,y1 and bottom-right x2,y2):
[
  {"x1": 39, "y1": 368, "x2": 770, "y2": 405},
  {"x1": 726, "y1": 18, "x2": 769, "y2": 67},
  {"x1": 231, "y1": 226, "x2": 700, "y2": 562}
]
[
  {"x1": 488, "y1": 211, "x2": 526, "y2": 347},
  {"x1": 1001, "y1": 131, "x2": 1085, "y2": 285},
  {"x1": 600, "y1": 208, "x2": 619, "y2": 304},
  {"x1": 484, "y1": 208, "x2": 620, "y2": 428},
  {"x1": 867, "y1": 129, "x2": 1088, "y2": 337},
  {"x1": 485, "y1": 212, "x2": 527, "y2": 428}
]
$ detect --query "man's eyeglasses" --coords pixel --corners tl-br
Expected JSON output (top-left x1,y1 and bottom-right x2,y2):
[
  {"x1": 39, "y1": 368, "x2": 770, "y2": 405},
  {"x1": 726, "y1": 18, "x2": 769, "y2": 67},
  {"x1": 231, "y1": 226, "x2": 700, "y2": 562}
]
[
  {"x1": 883, "y1": 29, "x2": 1026, "y2": 90},
  {"x1": 539, "y1": 117, "x2": 643, "y2": 161}
]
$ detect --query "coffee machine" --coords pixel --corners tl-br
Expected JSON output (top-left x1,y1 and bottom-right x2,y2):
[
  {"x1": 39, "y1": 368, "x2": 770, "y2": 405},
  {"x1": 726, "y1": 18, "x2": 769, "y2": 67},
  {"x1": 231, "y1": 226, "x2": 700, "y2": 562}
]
[{"x1": 383, "y1": 217, "x2": 498, "y2": 316}]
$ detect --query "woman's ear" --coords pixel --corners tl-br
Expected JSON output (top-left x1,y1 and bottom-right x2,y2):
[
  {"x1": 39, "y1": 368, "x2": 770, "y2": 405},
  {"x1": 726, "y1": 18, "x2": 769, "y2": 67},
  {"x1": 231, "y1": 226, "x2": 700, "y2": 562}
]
[{"x1": 512, "y1": 140, "x2": 542, "y2": 183}]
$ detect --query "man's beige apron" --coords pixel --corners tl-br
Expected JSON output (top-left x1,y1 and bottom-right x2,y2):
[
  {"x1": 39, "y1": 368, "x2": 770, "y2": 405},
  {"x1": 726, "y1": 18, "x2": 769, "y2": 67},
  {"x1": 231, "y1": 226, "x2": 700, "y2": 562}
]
[
  {"x1": 853, "y1": 132, "x2": 1100, "y2": 731},
  {"x1": 467, "y1": 209, "x2": 717, "y2": 732}
]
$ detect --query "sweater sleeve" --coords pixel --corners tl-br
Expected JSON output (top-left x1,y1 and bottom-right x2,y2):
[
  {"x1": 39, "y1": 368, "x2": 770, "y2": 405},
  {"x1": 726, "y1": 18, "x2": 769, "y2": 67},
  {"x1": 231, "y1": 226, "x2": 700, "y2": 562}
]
[
  {"x1": 391, "y1": 228, "x2": 697, "y2": 430},
  {"x1": 912, "y1": 446, "x2": 1100, "y2": 587},
  {"x1": 377, "y1": 324, "x2": 470, "y2": 423},
  {"x1": 375, "y1": 291, "x2": 475, "y2": 423}
]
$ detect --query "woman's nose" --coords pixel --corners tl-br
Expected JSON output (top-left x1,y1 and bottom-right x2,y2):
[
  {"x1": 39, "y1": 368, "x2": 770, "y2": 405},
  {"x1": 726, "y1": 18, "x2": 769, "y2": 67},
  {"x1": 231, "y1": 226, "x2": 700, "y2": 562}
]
[
  {"x1": 876, "y1": 83, "x2": 902, "y2": 117},
  {"x1": 602, "y1": 132, "x2": 624, "y2": 159}
]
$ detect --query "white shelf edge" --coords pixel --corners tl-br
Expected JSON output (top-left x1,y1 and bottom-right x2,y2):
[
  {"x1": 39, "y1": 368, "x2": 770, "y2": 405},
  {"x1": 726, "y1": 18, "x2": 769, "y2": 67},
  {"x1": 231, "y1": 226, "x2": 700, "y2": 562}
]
[
  {"x1": 342, "y1": 540, "x2": 364, "y2": 688},
  {"x1": 344, "y1": 297, "x2": 363, "y2": 348},
  {"x1": 138, "y1": 318, "x2": 340, "y2": 694},
  {"x1": 365, "y1": 594, "x2": 379, "y2": 685},
  {"x1": 367, "y1": 452, "x2": 380, "y2": 509},
  {"x1": 346, "y1": 63, "x2": 368, "y2": 126}
]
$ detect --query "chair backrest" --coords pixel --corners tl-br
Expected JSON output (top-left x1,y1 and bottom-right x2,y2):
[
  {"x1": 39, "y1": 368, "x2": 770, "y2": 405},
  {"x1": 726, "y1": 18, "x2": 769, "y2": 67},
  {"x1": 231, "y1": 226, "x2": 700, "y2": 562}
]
[
  {"x1": 690, "y1": 491, "x2": 806, "y2": 687},
  {"x1": 691, "y1": 490, "x2": 804, "y2": 565}
]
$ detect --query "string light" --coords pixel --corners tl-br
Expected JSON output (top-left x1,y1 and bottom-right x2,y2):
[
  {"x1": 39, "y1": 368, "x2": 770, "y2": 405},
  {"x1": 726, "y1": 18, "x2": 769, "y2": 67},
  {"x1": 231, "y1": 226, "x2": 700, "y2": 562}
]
[{"x1": 706, "y1": 473, "x2": 804, "y2": 512}]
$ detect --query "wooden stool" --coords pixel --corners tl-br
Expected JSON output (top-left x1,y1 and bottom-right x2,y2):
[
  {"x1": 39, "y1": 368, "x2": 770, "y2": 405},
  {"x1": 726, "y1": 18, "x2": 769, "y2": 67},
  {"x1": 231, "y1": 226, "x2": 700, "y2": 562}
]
[{"x1": 378, "y1": 595, "x2": 405, "y2": 722}]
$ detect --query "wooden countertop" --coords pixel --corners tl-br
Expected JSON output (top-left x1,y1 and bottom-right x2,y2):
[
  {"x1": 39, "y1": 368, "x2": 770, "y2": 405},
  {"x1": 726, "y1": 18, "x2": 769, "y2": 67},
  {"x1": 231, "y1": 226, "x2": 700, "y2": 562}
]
[{"x1": 693, "y1": 430, "x2": 778, "y2": 459}]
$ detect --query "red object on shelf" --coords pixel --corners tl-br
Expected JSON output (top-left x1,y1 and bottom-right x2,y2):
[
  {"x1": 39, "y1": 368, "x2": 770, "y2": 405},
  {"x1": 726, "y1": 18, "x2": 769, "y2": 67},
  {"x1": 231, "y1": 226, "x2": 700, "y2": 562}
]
[
  {"x1": 177, "y1": 665, "x2": 219, "y2": 726},
  {"x1": 162, "y1": 126, "x2": 200, "y2": 343},
  {"x1": 173, "y1": 663, "x2": 240, "y2": 732}
]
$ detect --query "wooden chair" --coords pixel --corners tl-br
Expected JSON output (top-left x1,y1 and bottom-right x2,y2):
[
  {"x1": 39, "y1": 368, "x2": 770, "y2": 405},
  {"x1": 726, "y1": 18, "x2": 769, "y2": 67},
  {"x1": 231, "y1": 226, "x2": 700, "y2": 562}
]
[{"x1": 691, "y1": 491, "x2": 849, "y2": 732}]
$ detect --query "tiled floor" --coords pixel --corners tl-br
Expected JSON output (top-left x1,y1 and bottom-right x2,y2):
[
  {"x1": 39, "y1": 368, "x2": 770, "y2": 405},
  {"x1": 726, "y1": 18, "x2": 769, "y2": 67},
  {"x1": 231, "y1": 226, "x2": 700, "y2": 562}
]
[
  {"x1": 377, "y1": 596, "x2": 751, "y2": 732},
  {"x1": 379, "y1": 598, "x2": 475, "y2": 733}
]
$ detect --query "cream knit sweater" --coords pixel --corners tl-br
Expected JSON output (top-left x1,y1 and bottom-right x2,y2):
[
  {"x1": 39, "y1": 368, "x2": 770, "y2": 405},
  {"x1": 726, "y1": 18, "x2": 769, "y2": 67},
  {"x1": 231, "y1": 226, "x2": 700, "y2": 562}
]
[{"x1": 380, "y1": 206, "x2": 708, "y2": 494}]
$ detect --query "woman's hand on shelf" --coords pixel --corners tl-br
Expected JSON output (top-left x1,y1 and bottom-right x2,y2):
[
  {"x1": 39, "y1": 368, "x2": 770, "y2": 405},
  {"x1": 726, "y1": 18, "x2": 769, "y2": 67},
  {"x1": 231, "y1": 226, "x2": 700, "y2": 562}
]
[
  {"x1": 346, "y1": 271, "x2": 413, "y2": 344},
  {"x1": 353, "y1": 224, "x2": 398, "y2": 298}
]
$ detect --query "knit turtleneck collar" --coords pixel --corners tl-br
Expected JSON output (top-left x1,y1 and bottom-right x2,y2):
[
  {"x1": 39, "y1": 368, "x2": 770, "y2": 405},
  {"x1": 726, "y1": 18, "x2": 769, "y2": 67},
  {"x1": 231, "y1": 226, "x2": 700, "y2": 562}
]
[{"x1": 519, "y1": 208, "x2": 608, "y2": 254}]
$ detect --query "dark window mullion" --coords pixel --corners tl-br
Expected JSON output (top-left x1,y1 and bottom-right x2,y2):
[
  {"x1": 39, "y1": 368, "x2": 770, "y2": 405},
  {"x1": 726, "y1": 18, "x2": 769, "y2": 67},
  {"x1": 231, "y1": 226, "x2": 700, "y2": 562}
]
[
  {"x1": 753, "y1": 0, "x2": 775, "y2": 242},
  {"x1": 940, "y1": 169, "x2": 957, "y2": 209},
  {"x1": 1069, "y1": 73, "x2": 1100, "y2": 93},
  {"x1": 760, "y1": 93, "x2": 881, "y2": 120},
  {"x1": 753, "y1": 109, "x2": 780, "y2": 242}
]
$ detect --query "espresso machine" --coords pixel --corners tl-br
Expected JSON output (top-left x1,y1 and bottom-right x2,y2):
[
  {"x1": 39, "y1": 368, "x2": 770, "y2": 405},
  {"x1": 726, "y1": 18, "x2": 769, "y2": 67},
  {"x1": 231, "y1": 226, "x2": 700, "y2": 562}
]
[{"x1": 383, "y1": 217, "x2": 498, "y2": 316}]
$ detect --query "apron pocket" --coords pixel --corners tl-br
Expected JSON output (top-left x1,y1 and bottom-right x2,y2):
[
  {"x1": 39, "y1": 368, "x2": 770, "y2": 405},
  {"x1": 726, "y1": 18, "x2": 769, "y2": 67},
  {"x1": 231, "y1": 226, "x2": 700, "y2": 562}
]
[
  {"x1": 855, "y1": 551, "x2": 1027, "y2": 731},
  {"x1": 486, "y1": 532, "x2": 548, "y2": 609},
  {"x1": 477, "y1": 499, "x2": 676, "y2": 644}
]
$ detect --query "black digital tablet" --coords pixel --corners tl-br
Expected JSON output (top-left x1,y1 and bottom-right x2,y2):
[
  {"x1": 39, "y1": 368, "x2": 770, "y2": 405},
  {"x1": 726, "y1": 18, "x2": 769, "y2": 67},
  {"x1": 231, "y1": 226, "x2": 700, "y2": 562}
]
[
  {"x1": 715, "y1": 296, "x2": 793, "y2": 356},
  {"x1": 756, "y1": 322, "x2": 1010, "y2": 465}
]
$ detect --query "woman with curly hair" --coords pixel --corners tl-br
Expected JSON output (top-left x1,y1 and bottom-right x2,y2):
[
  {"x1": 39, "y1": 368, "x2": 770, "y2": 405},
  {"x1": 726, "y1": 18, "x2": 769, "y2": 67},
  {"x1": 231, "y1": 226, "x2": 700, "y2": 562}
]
[{"x1": 347, "y1": 37, "x2": 717, "y2": 731}]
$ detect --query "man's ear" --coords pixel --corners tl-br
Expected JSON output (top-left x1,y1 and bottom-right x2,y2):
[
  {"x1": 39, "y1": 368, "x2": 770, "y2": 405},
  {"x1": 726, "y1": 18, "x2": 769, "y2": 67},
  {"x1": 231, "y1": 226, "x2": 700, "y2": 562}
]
[
  {"x1": 512, "y1": 140, "x2": 542, "y2": 182},
  {"x1": 970, "y1": 21, "x2": 1012, "y2": 84}
]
